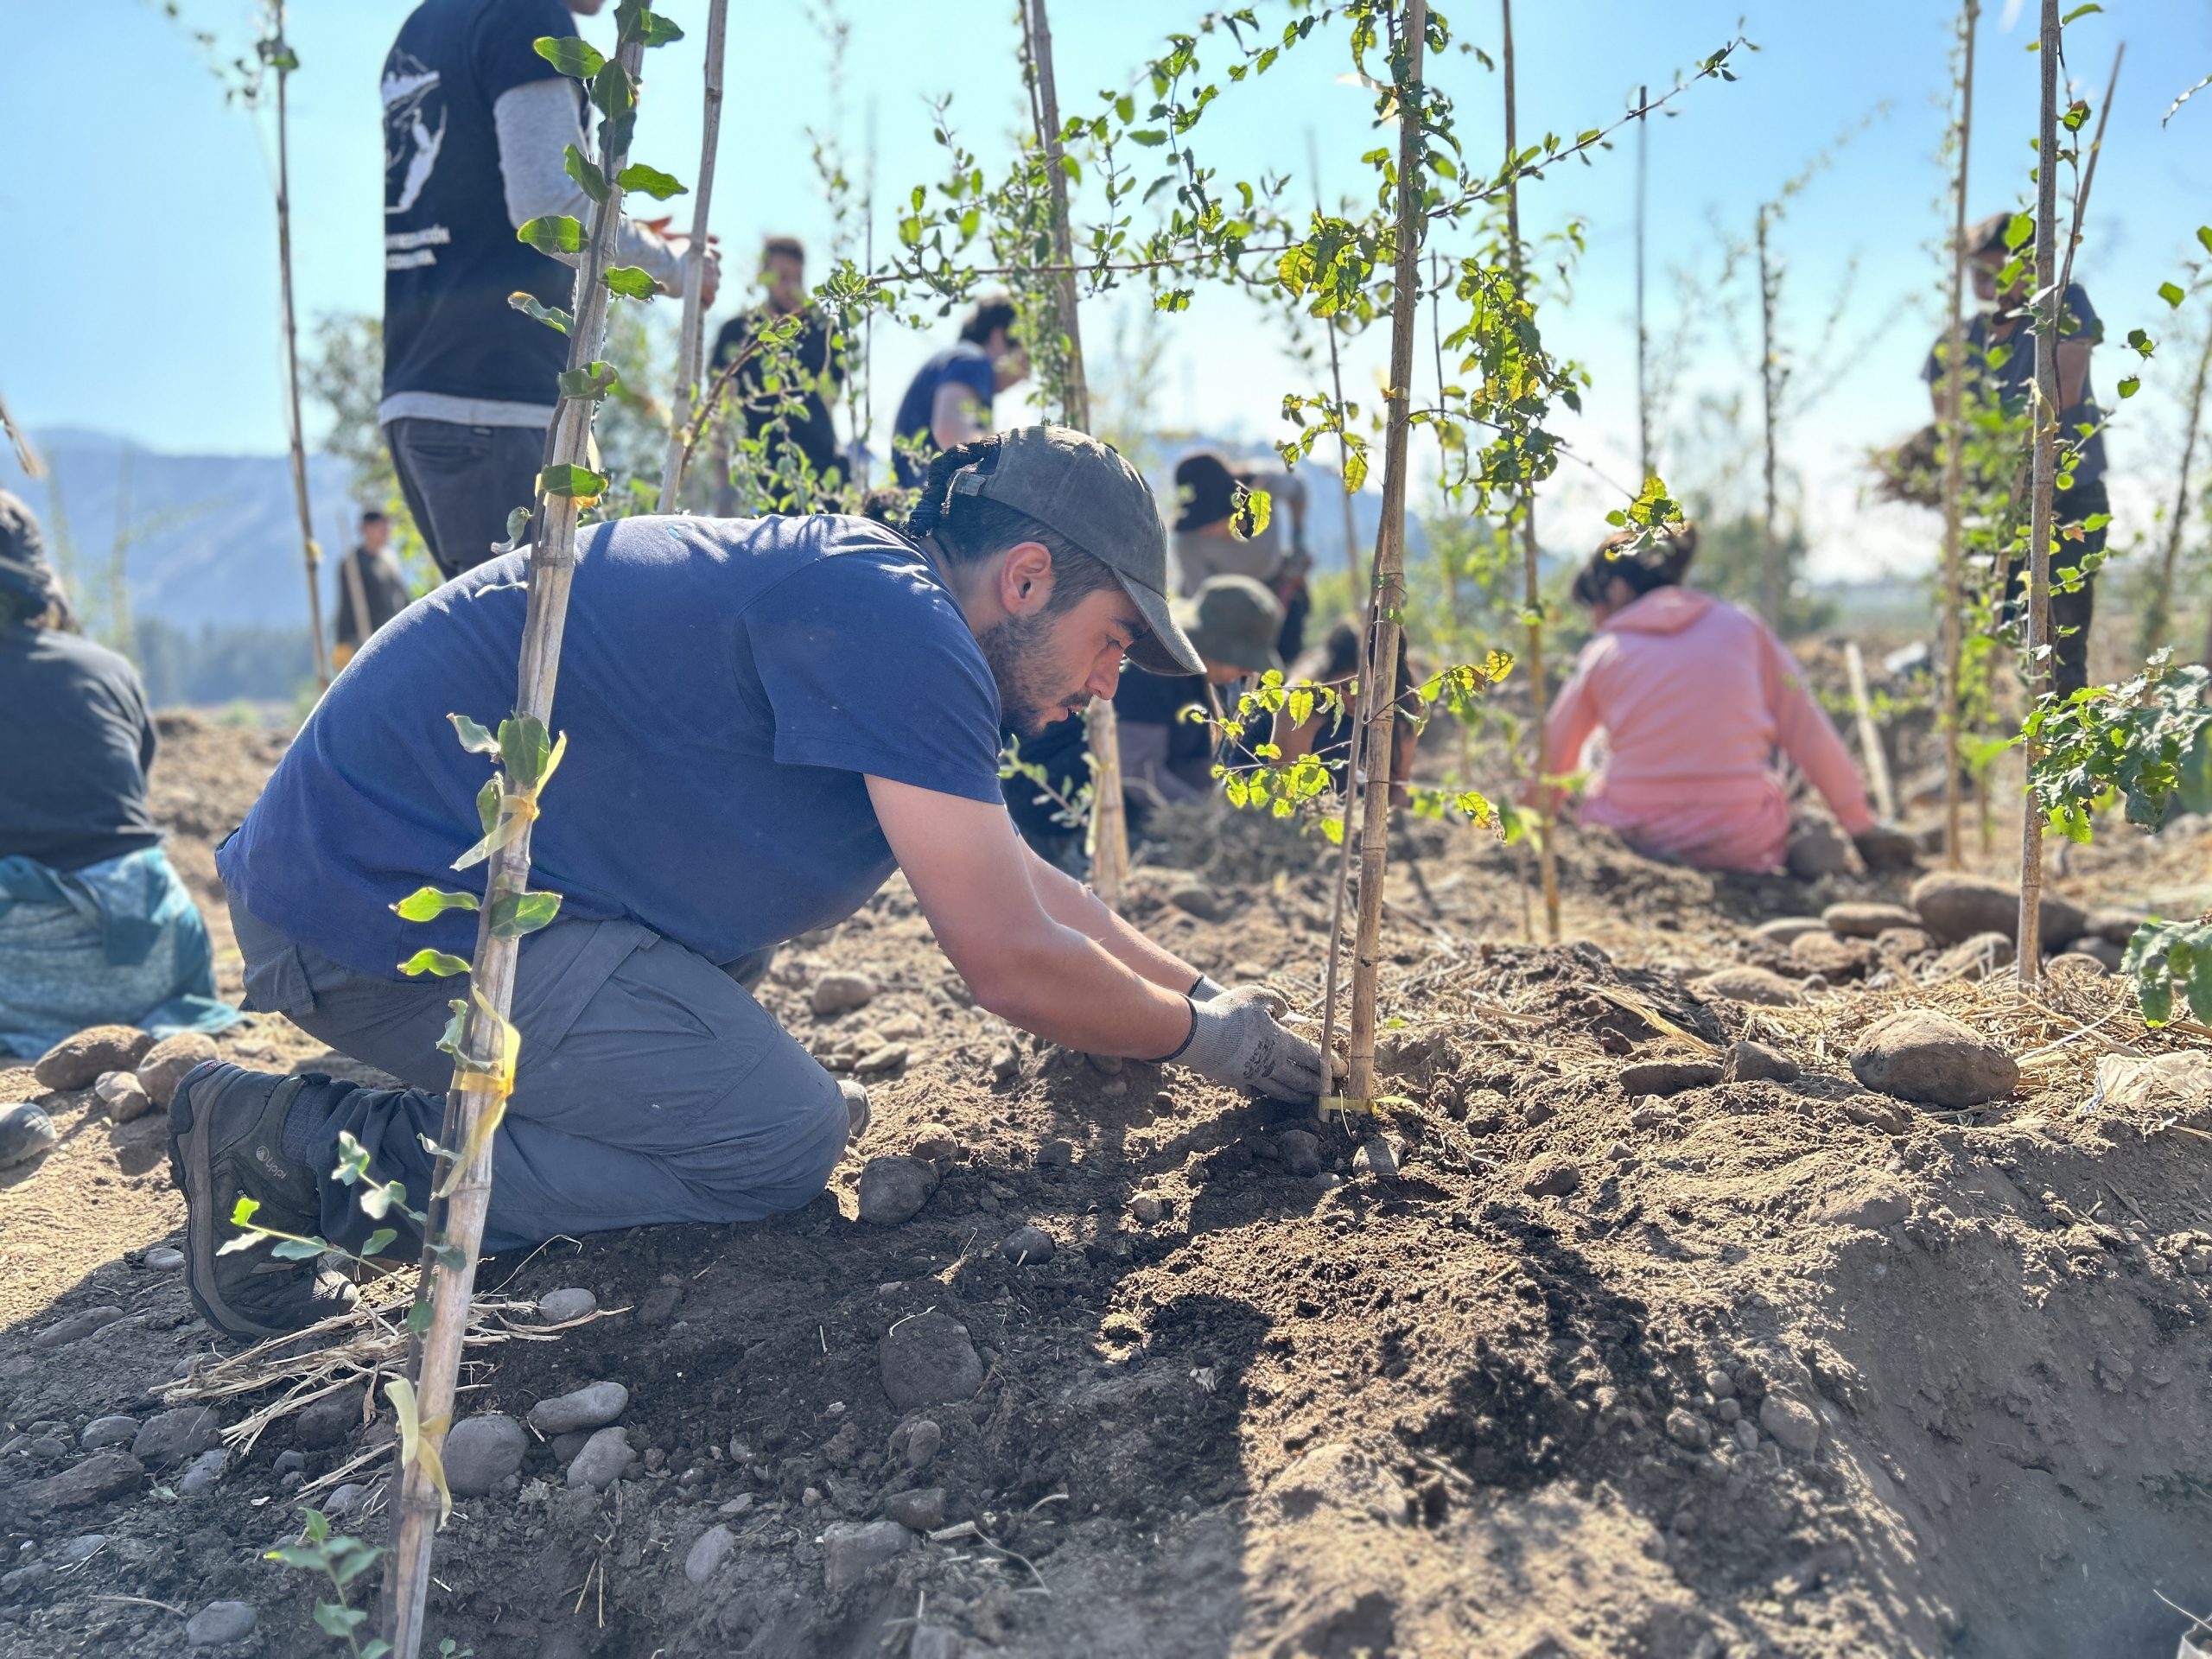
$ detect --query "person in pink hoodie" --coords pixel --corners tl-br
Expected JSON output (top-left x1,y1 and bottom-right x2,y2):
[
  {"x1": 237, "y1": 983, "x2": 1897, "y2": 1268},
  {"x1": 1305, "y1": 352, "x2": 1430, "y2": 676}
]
[{"x1": 1539, "y1": 527, "x2": 1913, "y2": 874}]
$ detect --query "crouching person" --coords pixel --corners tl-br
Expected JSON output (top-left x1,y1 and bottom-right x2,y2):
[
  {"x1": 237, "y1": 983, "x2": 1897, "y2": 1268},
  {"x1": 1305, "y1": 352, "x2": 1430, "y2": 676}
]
[
  {"x1": 0, "y1": 491, "x2": 238, "y2": 1058},
  {"x1": 173, "y1": 429, "x2": 1325, "y2": 1340}
]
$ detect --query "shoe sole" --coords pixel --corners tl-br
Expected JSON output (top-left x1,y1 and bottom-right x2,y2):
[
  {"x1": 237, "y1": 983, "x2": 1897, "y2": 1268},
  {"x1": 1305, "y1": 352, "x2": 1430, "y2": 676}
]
[{"x1": 168, "y1": 1071, "x2": 287, "y2": 1344}]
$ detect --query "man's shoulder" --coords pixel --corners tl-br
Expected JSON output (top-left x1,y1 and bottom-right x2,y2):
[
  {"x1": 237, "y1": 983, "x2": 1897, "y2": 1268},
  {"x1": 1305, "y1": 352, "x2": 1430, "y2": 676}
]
[{"x1": 7, "y1": 626, "x2": 143, "y2": 699}]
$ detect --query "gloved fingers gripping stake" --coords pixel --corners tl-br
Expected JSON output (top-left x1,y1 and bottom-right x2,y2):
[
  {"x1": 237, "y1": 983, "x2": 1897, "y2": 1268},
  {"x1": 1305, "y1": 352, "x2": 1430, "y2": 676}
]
[{"x1": 1168, "y1": 985, "x2": 1327, "y2": 1103}]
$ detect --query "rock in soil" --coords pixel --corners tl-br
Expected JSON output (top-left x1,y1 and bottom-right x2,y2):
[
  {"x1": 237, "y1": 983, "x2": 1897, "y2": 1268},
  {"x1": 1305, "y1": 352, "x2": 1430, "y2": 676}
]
[
  {"x1": 1722, "y1": 1040, "x2": 1799, "y2": 1084},
  {"x1": 528, "y1": 1382, "x2": 628, "y2": 1436},
  {"x1": 0, "y1": 1103, "x2": 58, "y2": 1170},
  {"x1": 1791, "y1": 932, "x2": 1877, "y2": 980},
  {"x1": 910, "y1": 1624, "x2": 963, "y2": 1659},
  {"x1": 178, "y1": 1447, "x2": 229, "y2": 1496},
  {"x1": 1351, "y1": 1135, "x2": 1403, "y2": 1177},
  {"x1": 134, "y1": 1032, "x2": 219, "y2": 1108},
  {"x1": 899, "y1": 1418, "x2": 944, "y2": 1471},
  {"x1": 536, "y1": 1287, "x2": 598, "y2": 1323},
  {"x1": 909, "y1": 1124, "x2": 962, "y2": 1163},
  {"x1": 1001, "y1": 1224, "x2": 1055, "y2": 1264},
  {"x1": 1276, "y1": 1128, "x2": 1323, "y2": 1177},
  {"x1": 565, "y1": 1427, "x2": 636, "y2": 1491},
  {"x1": 810, "y1": 972, "x2": 878, "y2": 1016},
  {"x1": 19, "y1": 1452, "x2": 143, "y2": 1515},
  {"x1": 2059, "y1": 936, "x2": 2124, "y2": 970},
  {"x1": 79, "y1": 1414, "x2": 138, "y2": 1451},
  {"x1": 184, "y1": 1600, "x2": 257, "y2": 1648},
  {"x1": 1688, "y1": 967, "x2": 1802, "y2": 1007},
  {"x1": 1930, "y1": 931, "x2": 2015, "y2": 981},
  {"x1": 1909, "y1": 872, "x2": 2086, "y2": 948},
  {"x1": 857, "y1": 1156, "x2": 939, "y2": 1226},
  {"x1": 1759, "y1": 1394, "x2": 1823, "y2": 1456},
  {"x1": 444, "y1": 1414, "x2": 527, "y2": 1497},
  {"x1": 883, "y1": 1485, "x2": 946, "y2": 1531},
  {"x1": 1848, "y1": 1010, "x2": 2018, "y2": 1108},
  {"x1": 1167, "y1": 883, "x2": 1227, "y2": 922},
  {"x1": 293, "y1": 1387, "x2": 363, "y2": 1450},
  {"x1": 1874, "y1": 925, "x2": 1936, "y2": 959},
  {"x1": 879, "y1": 1311, "x2": 984, "y2": 1410},
  {"x1": 823, "y1": 1518, "x2": 912, "y2": 1596},
  {"x1": 1618, "y1": 1058, "x2": 1722, "y2": 1096},
  {"x1": 854, "y1": 1043, "x2": 911, "y2": 1075},
  {"x1": 2051, "y1": 951, "x2": 2110, "y2": 978},
  {"x1": 1520, "y1": 1154, "x2": 1580, "y2": 1198},
  {"x1": 33, "y1": 1306, "x2": 126, "y2": 1348},
  {"x1": 684, "y1": 1522, "x2": 736, "y2": 1584},
  {"x1": 92, "y1": 1071, "x2": 155, "y2": 1123},
  {"x1": 33, "y1": 1026, "x2": 155, "y2": 1092},
  {"x1": 131, "y1": 1406, "x2": 221, "y2": 1466},
  {"x1": 1751, "y1": 916, "x2": 1827, "y2": 945},
  {"x1": 1821, "y1": 901, "x2": 1918, "y2": 938},
  {"x1": 144, "y1": 1245, "x2": 184, "y2": 1270}
]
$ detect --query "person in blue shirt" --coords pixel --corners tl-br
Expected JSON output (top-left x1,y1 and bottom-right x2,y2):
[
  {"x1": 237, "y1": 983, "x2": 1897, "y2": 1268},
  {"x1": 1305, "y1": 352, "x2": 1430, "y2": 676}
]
[
  {"x1": 168, "y1": 428, "x2": 1325, "y2": 1341},
  {"x1": 890, "y1": 296, "x2": 1030, "y2": 486},
  {"x1": 1923, "y1": 211, "x2": 2108, "y2": 697}
]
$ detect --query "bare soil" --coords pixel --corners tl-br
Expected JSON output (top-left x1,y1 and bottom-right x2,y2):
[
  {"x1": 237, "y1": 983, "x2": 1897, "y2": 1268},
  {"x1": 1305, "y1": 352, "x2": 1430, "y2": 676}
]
[{"x1": 3, "y1": 710, "x2": 2210, "y2": 1658}]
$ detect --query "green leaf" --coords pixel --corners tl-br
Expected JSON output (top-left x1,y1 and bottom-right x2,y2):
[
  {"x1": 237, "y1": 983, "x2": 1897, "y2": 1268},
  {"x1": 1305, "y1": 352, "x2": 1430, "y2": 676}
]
[
  {"x1": 2198, "y1": 226, "x2": 2212, "y2": 258},
  {"x1": 538, "y1": 462, "x2": 610, "y2": 498},
  {"x1": 314, "y1": 1603, "x2": 369, "y2": 1639},
  {"x1": 2159, "y1": 280, "x2": 2187, "y2": 308},
  {"x1": 556, "y1": 362, "x2": 621, "y2": 402},
  {"x1": 269, "y1": 1236, "x2": 328, "y2": 1262},
  {"x1": 265, "y1": 1543, "x2": 327, "y2": 1570},
  {"x1": 2059, "y1": 2, "x2": 2101, "y2": 19},
  {"x1": 361, "y1": 1228, "x2": 397, "y2": 1257},
  {"x1": 1128, "y1": 129, "x2": 1169, "y2": 146},
  {"x1": 448, "y1": 712, "x2": 499, "y2": 753},
  {"x1": 2118, "y1": 376, "x2": 2140, "y2": 398},
  {"x1": 602, "y1": 265, "x2": 659, "y2": 301},
  {"x1": 498, "y1": 714, "x2": 556, "y2": 786},
  {"x1": 230, "y1": 1195, "x2": 261, "y2": 1229},
  {"x1": 476, "y1": 778, "x2": 500, "y2": 836},
  {"x1": 616, "y1": 0, "x2": 683, "y2": 46},
  {"x1": 490, "y1": 890, "x2": 564, "y2": 938},
  {"x1": 563, "y1": 143, "x2": 608, "y2": 204},
  {"x1": 507, "y1": 292, "x2": 572, "y2": 335},
  {"x1": 532, "y1": 35, "x2": 604, "y2": 78},
  {"x1": 398, "y1": 950, "x2": 474, "y2": 978},
  {"x1": 516, "y1": 214, "x2": 585, "y2": 257},
  {"x1": 392, "y1": 886, "x2": 480, "y2": 923},
  {"x1": 616, "y1": 162, "x2": 687, "y2": 200},
  {"x1": 407, "y1": 1299, "x2": 435, "y2": 1336},
  {"x1": 364, "y1": 1643, "x2": 394, "y2": 1659},
  {"x1": 2004, "y1": 212, "x2": 2034, "y2": 251}
]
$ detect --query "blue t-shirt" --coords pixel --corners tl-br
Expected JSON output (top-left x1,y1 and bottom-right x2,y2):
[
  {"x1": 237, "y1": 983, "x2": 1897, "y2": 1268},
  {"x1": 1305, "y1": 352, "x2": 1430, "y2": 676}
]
[
  {"x1": 219, "y1": 515, "x2": 1004, "y2": 978},
  {"x1": 891, "y1": 341, "x2": 997, "y2": 486},
  {"x1": 1923, "y1": 282, "x2": 2107, "y2": 489}
]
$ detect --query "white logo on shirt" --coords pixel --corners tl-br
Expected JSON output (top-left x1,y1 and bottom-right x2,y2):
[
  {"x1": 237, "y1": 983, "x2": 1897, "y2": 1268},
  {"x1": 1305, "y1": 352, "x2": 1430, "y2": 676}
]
[{"x1": 383, "y1": 54, "x2": 447, "y2": 222}]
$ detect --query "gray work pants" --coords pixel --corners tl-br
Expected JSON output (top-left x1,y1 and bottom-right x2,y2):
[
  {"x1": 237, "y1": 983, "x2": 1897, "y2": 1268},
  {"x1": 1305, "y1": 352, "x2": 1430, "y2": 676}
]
[
  {"x1": 383, "y1": 417, "x2": 547, "y2": 581},
  {"x1": 230, "y1": 899, "x2": 847, "y2": 1255}
]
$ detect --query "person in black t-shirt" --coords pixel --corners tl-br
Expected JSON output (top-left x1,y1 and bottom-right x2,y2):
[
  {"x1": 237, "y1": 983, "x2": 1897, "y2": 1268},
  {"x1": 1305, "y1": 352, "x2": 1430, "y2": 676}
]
[
  {"x1": 330, "y1": 509, "x2": 416, "y2": 669},
  {"x1": 379, "y1": 0, "x2": 717, "y2": 578},
  {"x1": 0, "y1": 491, "x2": 238, "y2": 1058},
  {"x1": 709, "y1": 236, "x2": 848, "y2": 512}
]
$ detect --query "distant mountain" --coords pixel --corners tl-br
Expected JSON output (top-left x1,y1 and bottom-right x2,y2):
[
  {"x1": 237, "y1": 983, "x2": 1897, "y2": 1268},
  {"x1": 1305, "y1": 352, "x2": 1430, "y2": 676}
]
[{"x1": 2, "y1": 430, "x2": 356, "y2": 632}]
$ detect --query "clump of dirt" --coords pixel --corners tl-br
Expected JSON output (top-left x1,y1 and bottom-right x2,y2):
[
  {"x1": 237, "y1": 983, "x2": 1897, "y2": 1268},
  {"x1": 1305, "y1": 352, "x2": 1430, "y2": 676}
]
[{"x1": 3, "y1": 722, "x2": 2210, "y2": 1658}]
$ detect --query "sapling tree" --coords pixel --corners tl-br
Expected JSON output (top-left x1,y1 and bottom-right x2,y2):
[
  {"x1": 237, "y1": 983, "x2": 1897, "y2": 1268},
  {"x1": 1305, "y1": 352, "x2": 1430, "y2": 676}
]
[
  {"x1": 655, "y1": 0, "x2": 728, "y2": 512},
  {"x1": 1937, "y1": 0, "x2": 1980, "y2": 868}
]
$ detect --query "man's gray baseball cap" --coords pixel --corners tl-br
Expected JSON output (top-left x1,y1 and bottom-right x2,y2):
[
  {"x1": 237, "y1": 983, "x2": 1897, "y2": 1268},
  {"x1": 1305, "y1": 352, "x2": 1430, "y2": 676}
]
[{"x1": 950, "y1": 425, "x2": 1205, "y2": 675}]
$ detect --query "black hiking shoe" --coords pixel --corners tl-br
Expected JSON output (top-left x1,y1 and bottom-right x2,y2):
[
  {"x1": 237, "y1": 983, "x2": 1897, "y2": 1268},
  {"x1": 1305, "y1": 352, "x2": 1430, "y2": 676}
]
[{"x1": 168, "y1": 1061, "x2": 357, "y2": 1343}]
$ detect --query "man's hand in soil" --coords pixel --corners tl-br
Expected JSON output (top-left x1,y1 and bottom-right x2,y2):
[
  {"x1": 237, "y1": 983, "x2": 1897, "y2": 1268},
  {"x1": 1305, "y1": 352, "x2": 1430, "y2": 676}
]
[{"x1": 1169, "y1": 986, "x2": 1326, "y2": 1103}]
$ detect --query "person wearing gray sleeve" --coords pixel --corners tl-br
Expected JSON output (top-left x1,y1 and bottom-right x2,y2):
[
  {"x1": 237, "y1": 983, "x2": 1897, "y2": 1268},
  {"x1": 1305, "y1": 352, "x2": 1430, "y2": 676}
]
[{"x1": 378, "y1": 0, "x2": 718, "y2": 580}]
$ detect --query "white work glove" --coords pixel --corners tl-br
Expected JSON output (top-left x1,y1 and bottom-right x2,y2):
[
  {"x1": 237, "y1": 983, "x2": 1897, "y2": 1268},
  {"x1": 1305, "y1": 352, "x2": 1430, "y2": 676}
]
[
  {"x1": 1166, "y1": 986, "x2": 1326, "y2": 1103},
  {"x1": 1189, "y1": 973, "x2": 1229, "y2": 1001}
]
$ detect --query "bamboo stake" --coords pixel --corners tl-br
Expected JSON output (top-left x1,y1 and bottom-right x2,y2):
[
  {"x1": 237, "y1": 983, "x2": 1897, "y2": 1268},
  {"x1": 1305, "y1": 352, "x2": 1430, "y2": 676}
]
[
  {"x1": 2145, "y1": 308, "x2": 2210, "y2": 653},
  {"x1": 271, "y1": 1, "x2": 329, "y2": 693},
  {"x1": 1344, "y1": 0, "x2": 1427, "y2": 1108},
  {"x1": 1635, "y1": 81, "x2": 1651, "y2": 484},
  {"x1": 382, "y1": 32, "x2": 649, "y2": 1656},
  {"x1": 1844, "y1": 641, "x2": 1897, "y2": 819},
  {"x1": 1022, "y1": 0, "x2": 1129, "y2": 902},
  {"x1": 2018, "y1": 38, "x2": 2120, "y2": 982},
  {"x1": 657, "y1": 0, "x2": 728, "y2": 513},
  {"x1": 1940, "y1": 0, "x2": 1978, "y2": 871},
  {"x1": 1503, "y1": 0, "x2": 1560, "y2": 944},
  {"x1": 1306, "y1": 130, "x2": 1367, "y2": 593},
  {"x1": 2016, "y1": 0, "x2": 2063, "y2": 984},
  {"x1": 1755, "y1": 207, "x2": 1783, "y2": 632}
]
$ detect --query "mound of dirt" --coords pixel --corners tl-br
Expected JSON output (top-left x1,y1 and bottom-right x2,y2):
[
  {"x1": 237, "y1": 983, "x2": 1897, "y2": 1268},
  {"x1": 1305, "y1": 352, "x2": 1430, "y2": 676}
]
[{"x1": 2, "y1": 721, "x2": 2209, "y2": 1657}]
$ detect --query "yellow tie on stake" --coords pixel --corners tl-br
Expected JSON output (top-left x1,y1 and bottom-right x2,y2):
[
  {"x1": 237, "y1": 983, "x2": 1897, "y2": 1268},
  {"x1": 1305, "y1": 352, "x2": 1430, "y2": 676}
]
[
  {"x1": 435, "y1": 991, "x2": 521, "y2": 1199},
  {"x1": 385, "y1": 1376, "x2": 453, "y2": 1526}
]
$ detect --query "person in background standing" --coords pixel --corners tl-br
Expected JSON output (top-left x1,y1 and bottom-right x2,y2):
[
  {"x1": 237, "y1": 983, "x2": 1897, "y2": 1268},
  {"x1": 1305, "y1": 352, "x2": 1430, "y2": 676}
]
[
  {"x1": 709, "y1": 236, "x2": 847, "y2": 513},
  {"x1": 1923, "y1": 210, "x2": 2108, "y2": 698},
  {"x1": 891, "y1": 296, "x2": 1029, "y2": 486},
  {"x1": 330, "y1": 509, "x2": 414, "y2": 671},
  {"x1": 379, "y1": 0, "x2": 716, "y2": 579}
]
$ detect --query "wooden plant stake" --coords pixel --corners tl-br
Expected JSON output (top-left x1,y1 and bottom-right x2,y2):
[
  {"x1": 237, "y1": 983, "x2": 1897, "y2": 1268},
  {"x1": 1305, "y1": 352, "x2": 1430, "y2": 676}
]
[
  {"x1": 1939, "y1": 0, "x2": 1977, "y2": 869},
  {"x1": 657, "y1": 0, "x2": 728, "y2": 513},
  {"x1": 270, "y1": 2, "x2": 329, "y2": 691}
]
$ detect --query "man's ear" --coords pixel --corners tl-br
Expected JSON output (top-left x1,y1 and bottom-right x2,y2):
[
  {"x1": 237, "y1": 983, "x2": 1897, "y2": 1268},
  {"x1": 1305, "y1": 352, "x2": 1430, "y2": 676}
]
[{"x1": 1000, "y1": 540, "x2": 1055, "y2": 618}]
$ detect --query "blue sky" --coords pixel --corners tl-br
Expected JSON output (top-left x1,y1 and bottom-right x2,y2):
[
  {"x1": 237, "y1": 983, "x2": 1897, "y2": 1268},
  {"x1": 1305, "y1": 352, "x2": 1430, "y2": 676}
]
[{"x1": 8, "y1": 0, "x2": 2211, "y2": 581}]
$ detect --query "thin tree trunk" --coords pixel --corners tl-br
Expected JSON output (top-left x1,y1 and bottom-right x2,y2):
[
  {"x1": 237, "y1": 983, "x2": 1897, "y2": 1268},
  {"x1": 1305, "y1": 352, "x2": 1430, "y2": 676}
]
[
  {"x1": 1023, "y1": 0, "x2": 1128, "y2": 902},
  {"x1": 1503, "y1": 0, "x2": 1560, "y2": 944},
  {"x1": 2146, "y1": 313, "x2": 2210, "y2": 653},
  {"x1": 1344, "y1": 0, "x2": 1427, "y2": 1106},
  {"x1": 1635, "y1": 82, "x2": 1650, "y2": 483},
  {"x1": 657, "y1": 0, "x2": 728, "y2": 513},
  {"x1": 2016, "y1": 0, "x2": 2063, "y2": 982},
  {"x1": 272, "y1": 3, "x2": 329, "y2": 692},
  {"x1": 1757, "y1": 210, "x2": 1783, "y2": 632},
  {"x1": 1940, "y1": 0, "x2": 1977, "y2": 870},
  {"x1": 383, "y1": 32, "x2": 649, "y2": 1656}
]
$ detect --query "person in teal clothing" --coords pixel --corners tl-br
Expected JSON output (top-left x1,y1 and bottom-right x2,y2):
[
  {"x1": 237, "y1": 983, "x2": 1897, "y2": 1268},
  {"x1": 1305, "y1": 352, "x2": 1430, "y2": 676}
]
[{"x1": 0, "y1": 490, "x2": 239, "y2": 1056}]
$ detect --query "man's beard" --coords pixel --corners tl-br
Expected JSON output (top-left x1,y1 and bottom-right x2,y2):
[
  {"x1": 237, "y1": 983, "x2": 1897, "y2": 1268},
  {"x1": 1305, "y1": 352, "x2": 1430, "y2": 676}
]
[{"x1": 981, "y1": 613, "x2": 1084, "y2": 738}]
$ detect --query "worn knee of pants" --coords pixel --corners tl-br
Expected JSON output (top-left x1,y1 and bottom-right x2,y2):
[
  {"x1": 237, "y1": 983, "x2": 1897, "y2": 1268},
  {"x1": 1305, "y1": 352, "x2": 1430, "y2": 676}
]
[
  {"x1": 383, "y1": 417, "x2": 548, "y2": 582},
  {"x1": 231, "y1": 899, "x2": 848, "y2": 1255}
]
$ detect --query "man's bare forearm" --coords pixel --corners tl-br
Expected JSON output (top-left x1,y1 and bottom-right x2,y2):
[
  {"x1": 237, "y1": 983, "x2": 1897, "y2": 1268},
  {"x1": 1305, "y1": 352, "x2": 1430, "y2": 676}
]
[{"x1": 1025, "y1": 844, "x2": 1205, "y2": 993}]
